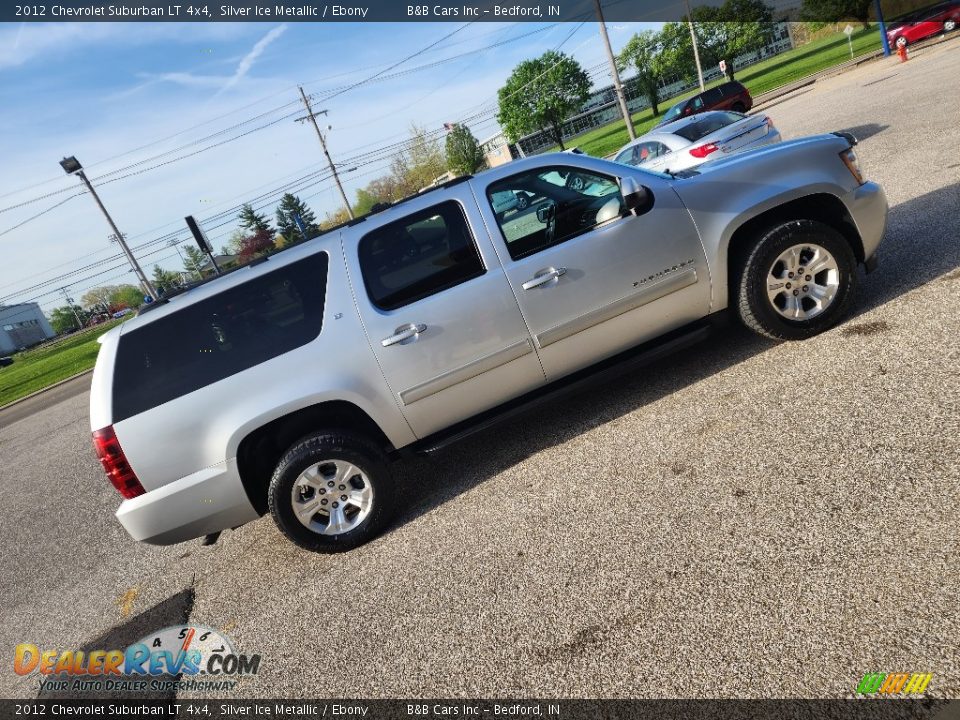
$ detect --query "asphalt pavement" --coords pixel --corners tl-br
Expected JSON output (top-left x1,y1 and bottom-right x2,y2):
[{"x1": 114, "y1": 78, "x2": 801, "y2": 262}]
[{"x1": 1, "y1": 39, "x2": 958, "y2": 700}]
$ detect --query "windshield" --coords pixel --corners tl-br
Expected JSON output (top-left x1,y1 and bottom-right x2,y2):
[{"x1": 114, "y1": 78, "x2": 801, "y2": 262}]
[
  {"x1": 671, "y1": 113, "x2": 741, "y2": 142},
  {"x1": 660, "y1": 101, "x2": 686, "y2": 125}
]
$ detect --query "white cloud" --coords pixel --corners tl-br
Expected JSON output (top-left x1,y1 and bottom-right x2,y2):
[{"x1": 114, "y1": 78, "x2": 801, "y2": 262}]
[{"x1": 217, "y1": 24, "x2": 287, "y2": 95}]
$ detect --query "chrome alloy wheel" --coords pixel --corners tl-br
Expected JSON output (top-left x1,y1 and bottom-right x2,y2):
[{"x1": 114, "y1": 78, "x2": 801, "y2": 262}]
[
  {"x1": 291, "y1": 460, "x2": 374, "y2": 536},
  {"x1": 766, "y1": 243, "x2": 840, "y2": 321}
]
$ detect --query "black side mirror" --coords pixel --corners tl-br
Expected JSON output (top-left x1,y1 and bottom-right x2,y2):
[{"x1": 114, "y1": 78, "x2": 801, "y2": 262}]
[{"x1": 620, "y1": 177, "x2": 652, "y2": 214}]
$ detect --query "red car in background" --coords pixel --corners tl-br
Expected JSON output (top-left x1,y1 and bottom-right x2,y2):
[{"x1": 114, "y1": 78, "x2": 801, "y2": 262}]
[{"x1": 887, "y1": 1, "x2": 960, "y2": 47}]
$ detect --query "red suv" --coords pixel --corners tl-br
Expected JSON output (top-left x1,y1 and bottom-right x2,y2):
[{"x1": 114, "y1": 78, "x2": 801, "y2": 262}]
[
  {"x1": 655, "y1": 81, "x2": 753, "y2": 128},
  {"x1": 887, "y1": 1, "x2": 959, "y2": 47}
]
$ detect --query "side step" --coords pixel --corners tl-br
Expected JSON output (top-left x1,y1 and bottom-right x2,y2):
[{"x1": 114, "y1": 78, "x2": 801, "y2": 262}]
[{"x1": 411, "y1": 317, "x2": 719, "y2": 455}]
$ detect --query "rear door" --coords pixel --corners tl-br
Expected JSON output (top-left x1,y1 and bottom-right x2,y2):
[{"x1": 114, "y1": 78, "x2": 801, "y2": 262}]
[
  {"x1": 475, "y1": 161, "x2": 710, "y2": 382},
  {"x1": 346, "y1": 190, "x2": 544, "y2": 438}
]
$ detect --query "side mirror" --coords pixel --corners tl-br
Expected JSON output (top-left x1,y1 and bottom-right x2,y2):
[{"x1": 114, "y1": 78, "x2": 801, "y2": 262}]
[
  {"x1": 536, "y1": 204, "x2": 555, "y2": 224},
  {"x1": 620, "y1": 177, "x2": 651, "y2": 213}
]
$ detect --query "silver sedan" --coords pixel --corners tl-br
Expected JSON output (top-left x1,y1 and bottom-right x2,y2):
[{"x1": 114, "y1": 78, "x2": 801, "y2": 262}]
[{"x1": 614, "y1": 110, "x2": 782, "y2": 174}]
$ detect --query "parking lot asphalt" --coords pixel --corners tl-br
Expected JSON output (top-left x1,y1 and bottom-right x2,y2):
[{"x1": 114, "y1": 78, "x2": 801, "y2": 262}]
[{"x1": 1, "y1": 39, "x2": 958, "y2": 700}]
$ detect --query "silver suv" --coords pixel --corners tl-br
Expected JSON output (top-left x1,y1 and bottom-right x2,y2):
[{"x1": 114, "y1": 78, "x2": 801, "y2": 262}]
[{"x1": 90, "y1": 133, "x2": 886, "y2": 552}]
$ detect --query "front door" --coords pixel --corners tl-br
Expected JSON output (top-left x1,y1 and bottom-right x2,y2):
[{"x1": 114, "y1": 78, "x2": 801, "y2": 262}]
[
  {"x1": 478, "y1": 163, "x2": 711, "y2": 381},
  {"x1": 346, "y1": 194, "x2": 544, "y2": 438}
]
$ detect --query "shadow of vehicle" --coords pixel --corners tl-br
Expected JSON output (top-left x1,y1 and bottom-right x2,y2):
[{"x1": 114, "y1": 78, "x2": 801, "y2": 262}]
[
  {"x1": 383, "y1": 181, "x2": 960, "y2": 537},
  {"x1": 838, "y1": 123, "x2": 890, "y2": 142}
]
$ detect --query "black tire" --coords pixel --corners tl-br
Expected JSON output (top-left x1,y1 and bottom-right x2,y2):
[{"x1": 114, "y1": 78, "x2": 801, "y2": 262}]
[
  {"x1": 267, "y1": 432, "x2": 394, "y2": 552},
  {"x1": 734, "y1": 219, "x2": 858, "y2": 341},
  {"x1": 516, "y1": 193, "x2": 529, "y2": 210}
]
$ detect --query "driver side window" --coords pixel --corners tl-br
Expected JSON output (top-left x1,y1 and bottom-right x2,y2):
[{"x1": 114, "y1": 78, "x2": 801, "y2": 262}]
[{"x1": 486, "y1": 166, "x2": 624, "y2": 261}]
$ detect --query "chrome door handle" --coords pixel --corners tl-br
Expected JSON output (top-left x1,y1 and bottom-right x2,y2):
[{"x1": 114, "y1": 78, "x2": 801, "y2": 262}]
[
  {"x1": 381, "y1": 323, "x2": 427, "y2": 347},
  {"x1": 522, "y1": 267, "x2": 566, "y2": 291}
]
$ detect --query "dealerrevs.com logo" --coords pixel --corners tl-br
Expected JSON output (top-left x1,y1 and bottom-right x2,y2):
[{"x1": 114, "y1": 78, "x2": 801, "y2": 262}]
[
  {"x1": 14, "y1": 624, "x2": 261, "y2": 693},
  {"x1": 856, "y1": 673, "x2": 933, "y2": 696}
]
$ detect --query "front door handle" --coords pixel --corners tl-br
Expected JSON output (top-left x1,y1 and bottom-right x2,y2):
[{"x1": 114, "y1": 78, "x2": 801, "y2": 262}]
[
  {"x1": 522, "y1": 267, "x2": 566, "y2": 291},
  {"x1": 381, "y1": 323, "x2": 427, "y2": 347}
]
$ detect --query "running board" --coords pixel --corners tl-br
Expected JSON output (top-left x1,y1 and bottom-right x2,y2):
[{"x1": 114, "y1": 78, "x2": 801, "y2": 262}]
[{"x1": 410, "y1": 317, "x2": 718, "y2": 456}]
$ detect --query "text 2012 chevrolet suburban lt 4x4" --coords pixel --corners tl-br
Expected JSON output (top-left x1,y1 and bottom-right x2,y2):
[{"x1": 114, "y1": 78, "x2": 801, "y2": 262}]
[{"x1": 91, "y1": 133, "x2": 886, "y2": 552}]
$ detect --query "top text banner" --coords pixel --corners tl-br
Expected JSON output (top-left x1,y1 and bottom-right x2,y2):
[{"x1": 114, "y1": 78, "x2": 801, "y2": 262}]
[{"x1": 1, "y1": 0, "x2": 934, "y2": 23}]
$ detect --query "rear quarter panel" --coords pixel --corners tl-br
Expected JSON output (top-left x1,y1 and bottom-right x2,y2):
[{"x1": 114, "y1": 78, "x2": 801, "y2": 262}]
[
  {"x1": 105, "y1": 239, "x2": 415, "y2": 492},
  {"x1": 669, "y1": 134, "x2": 860, "y2": 311}
]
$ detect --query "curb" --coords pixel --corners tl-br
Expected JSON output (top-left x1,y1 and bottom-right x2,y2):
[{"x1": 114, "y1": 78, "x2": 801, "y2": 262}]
[{"x1": 0, "y1": 368, "x2": 93, "y2": 413}]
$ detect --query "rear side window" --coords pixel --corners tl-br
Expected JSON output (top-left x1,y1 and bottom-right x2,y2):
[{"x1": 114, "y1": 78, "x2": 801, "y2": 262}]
[
  {"x1": 112, "y1": 253, "x2": 328, "y2": 422},
  {"x1": 722, "y1": 82, "x2": 743, "y2": 97},
  {"x1": 358, "y1": 201, "x2": 485, "y2": 310}
]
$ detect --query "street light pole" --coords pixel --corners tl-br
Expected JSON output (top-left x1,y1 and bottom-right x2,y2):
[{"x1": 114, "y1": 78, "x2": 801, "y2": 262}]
[
  {"x1": 594, "y1": 0, "x2": 636, "y2": 141},
  {"x1": 684, "y1": 0, "x2": 706, "y2": 91},
  {"x1": 60, "y1": 157, "x2": 158, "y2": 299},
  {"x1": 296, "y1": 87, "x2": 355, "y2": 219}
]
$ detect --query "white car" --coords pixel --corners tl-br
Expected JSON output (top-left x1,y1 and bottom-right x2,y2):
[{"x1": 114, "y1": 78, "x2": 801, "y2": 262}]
[{"x1": 614, "y1": 110, "x2": 782, "y2": 174}]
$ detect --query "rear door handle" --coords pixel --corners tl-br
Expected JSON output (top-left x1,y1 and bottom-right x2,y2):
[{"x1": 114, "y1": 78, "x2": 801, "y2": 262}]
[
  {"x1": 381, "y1": 323, "x2": 427, "y2": 347},
  {"x1": 522, "y1": 267, "x2": 566, "y2": 291}
]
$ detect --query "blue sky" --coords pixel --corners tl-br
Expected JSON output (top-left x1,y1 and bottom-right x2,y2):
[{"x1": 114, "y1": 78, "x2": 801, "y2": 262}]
[{"x1": 0, "y1": 20, "x2": 659, "y2": 312}]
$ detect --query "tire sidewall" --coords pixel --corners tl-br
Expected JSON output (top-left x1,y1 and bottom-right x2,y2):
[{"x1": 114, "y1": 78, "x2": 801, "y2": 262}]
[
  {"x1": 268, "y1": 434, "x2": 393, "y2": 552},
  {"x1": 741, "y1": 221, "x2": 857, "y2": 340}
]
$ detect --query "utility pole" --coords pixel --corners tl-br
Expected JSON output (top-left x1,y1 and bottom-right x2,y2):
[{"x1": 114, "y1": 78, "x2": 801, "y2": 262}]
[
  {"x1": 875, "y1": 0, "x2": 891, "y2": 56},
  {"x1": 59, "y1": 287, "x2": 84, "y2": 330},
  {"x1": 594, "y1": 0, "x2": 636, "y2": 141},
  {"x1": 684, "y1": 0, "x2": 706, "y2": 91},
  {"x1": 296, "y1": 87, "x2": 354, "y2": 219},
  {"x1": 59, "y1": 156, "x2": 158, "y2": 299}
]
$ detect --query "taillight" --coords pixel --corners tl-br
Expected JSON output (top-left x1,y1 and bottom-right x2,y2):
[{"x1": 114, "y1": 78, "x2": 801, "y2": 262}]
[
  {"x1": 92, "y1": 426, "x2": 145, "y2": 499},
  {"x1": 689, "y1": 143, "x2": 719, "y2": 158}
]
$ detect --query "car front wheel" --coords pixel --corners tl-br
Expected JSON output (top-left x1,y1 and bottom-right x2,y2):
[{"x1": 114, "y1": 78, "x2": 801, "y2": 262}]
[
  {"x1": 735, "y1": 219, "x2": 858, "y2": 341},
  {"x1": 945, "y1": 19, "x2": 956, "y2": 32},
  {"x1": 896, "y1": 36, "x2": 908, "y2": 48},
  {"x1": 267, "y1": 432, "x2": 394, "y2": 552}
]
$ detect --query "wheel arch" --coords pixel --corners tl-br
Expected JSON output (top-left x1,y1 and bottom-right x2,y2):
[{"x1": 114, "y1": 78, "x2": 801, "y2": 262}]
[
  {"x1": 726, "y1": 193, "x2": 864, "y2": 307},
  {"x1": 236, "y1": 401, "x2": 393, "y2": 515}
]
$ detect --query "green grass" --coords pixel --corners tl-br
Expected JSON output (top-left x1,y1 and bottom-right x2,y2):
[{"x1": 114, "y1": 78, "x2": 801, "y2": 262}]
[
  {"x1": 558, "y1": 27, "x2": 883, "y2": 158},
  {"x1": 0, "y1": 319, "x2": 124, "y2": 407}
]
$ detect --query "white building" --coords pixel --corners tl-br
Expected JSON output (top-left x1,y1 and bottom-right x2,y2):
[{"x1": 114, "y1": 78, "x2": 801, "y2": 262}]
[{"x1": 0, "y1": 303, "x2": 55, "y2": 353}]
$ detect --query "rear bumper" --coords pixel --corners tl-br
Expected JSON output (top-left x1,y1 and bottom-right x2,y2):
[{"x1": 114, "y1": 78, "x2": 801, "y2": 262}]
[
  {"x1": 115, "y1": 459, "x2": 259, "y2": 545},
  {"x1": 846, "y1": 181, "x2": 888, "y2": 265}
]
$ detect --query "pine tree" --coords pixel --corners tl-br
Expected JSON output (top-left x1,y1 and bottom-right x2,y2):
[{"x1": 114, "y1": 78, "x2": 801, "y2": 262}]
[
  {"x1": 182, "y1": 245, "x2": 207, "y2": 278},
  {"x1": 238, "y1": 203, "x2": 273, "y2": 233},
  {"x1": 275, "y1": 194, "x2": 318, "y2": 244}
]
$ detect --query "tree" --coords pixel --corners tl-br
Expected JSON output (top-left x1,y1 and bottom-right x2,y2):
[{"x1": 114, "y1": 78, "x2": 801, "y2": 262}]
[
  {"x1": 152, "y1": 265, "x2": 182, "y2": 296},
  {"x1": 222, "y1": 229, "x2": 248, "y2": 256},
  {"x1": 689, "y1": 0, "x2": 775, "y2": 80},
  {"x1": 801, "y1": 0, "x2": 872, "y2": 29},
  {"x1": 618, "y1": 28, "x2": 693, "y2": 117},
  {"x1": 237, "y1": 228, "x2": 275, "y2": 262},
  {"x1": 496, "y1": 50, "x2": 591, "y2": 150},
  {"x1": 390, "y1": 124, "x2": 448, "y2": 196},
  {"x1": 182, "y1": 244, "x2": 207, "y2": 279},
  {"x1": 80, "y1": 286, "x2": 117, "y2": 311},
  {"x1": 49, "y1": 305, "x2": 85, "y2": 334},
  {"x1": 275, "y1": 193, "x2": 318, "y2": 245},
  {"x1": 445, "y1": 124, "x2": 485, "y2": 176},
  {"x1": 109, "y1": 285, "x2": 146, "y2": 310},
  {"x1": 238, "y1": 203, "x2": 273, "y2": 234}
]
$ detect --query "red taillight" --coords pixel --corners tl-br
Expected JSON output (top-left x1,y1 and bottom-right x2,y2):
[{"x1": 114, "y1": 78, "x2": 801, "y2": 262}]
[
  {"x1": 689, "y1": 143, "x2": 719, "y2": 158},
  {"x1": 92, "y1": 426, "x2": 145, "y2": 499}
]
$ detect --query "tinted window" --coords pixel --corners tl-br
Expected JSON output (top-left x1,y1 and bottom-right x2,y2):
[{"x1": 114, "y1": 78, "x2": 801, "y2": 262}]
[
  {"x1": 487, "y1": 166, "x2": 624, "y2": 261},
  {"x1": 615, "y1": 142, "x2": 671, "y2": 167},
  {"x1": 721, "y1": 82, "x2": 743, "y2": 97},
  {"x1": 702, "y1": 87, "x2": 724, "y2": 105},
  {"x1": 672, "y1": 113, "x2": 740, "y2": 141},
  {"x1": 358, "y1": 201, "x2": 485, "y2": 311},
  {"x1": 112, "y1": 253, "x2": 328, "y2": 421}
]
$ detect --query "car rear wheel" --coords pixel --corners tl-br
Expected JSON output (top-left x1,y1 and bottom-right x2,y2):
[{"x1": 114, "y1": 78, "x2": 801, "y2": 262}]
[
  {"x1": 735, "y1": 220, "x2": 858, "y2": 340},
  {"x1": 267, "y1": 432, "x2": 394, "y2": 552},
  {"x1": 516, "y1": 193, "x2": 529, "y2": 210}
]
